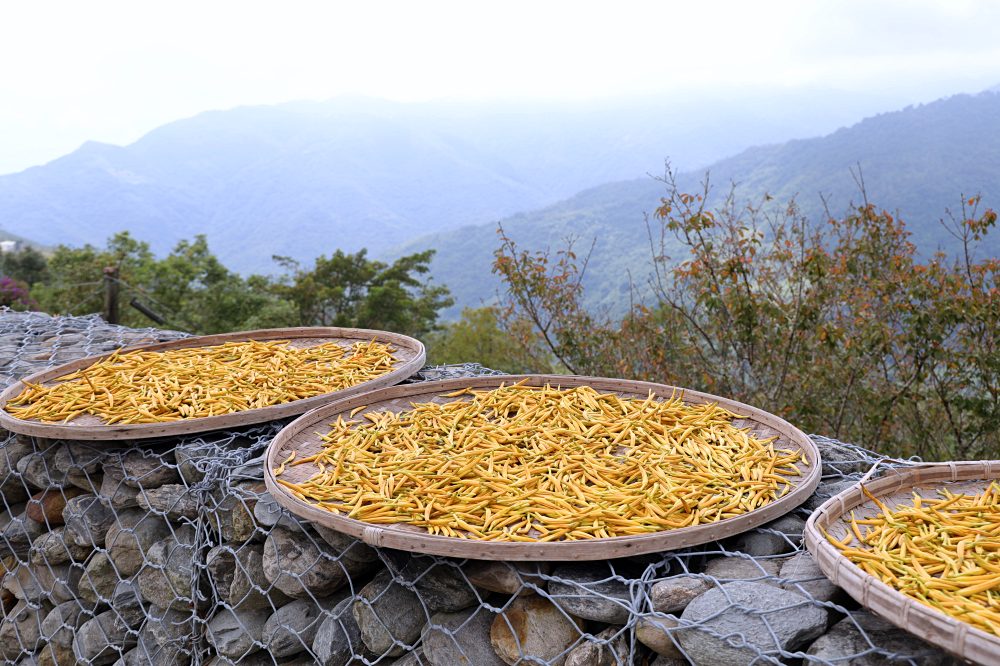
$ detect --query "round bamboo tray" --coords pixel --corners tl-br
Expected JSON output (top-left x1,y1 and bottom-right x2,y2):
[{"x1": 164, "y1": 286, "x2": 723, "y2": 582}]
[
  {"x1": 0, "y1": 327, "x2": 425, "y2": 441},
  {"x1": 265, "y1": 375, "x2": 820, "y2": 561},
  {"x1": 804, "y1": 460, "x2": 1000, "y2": 665}
]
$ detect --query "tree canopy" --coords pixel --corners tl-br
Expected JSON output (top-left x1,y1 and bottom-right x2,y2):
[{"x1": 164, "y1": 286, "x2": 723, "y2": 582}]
[{"x1": 14, "y1": 233, "x2": 451, "y2": 337}]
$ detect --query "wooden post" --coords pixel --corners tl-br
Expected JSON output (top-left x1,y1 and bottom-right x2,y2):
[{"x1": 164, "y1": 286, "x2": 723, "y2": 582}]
[
  {"x1": 103, "y1": 266, "x2": 119, "y2": 324},
  {"x1": 129, "y1": 297, "x2": 166, "y2": 325}
]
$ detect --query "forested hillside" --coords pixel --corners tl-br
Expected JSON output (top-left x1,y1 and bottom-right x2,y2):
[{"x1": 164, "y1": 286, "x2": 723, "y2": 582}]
[
  {"x1": 0, "y1": 90, "x2": 902, "y2": 274},
  {"x1": 408, "y1": 91, "x2": 1000, "y2": 316}
]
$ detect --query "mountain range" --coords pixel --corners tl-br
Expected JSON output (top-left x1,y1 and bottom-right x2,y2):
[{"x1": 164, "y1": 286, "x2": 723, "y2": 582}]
[
  {"x1": 0, "y1": 89, "x2": 914, "y2": 274},
  {"x1": 1, "y1": 88, "x2": 997, "y2": 319},
  {"x1": 400, "y1": 90, "x2": 1000, "y2": 316}
]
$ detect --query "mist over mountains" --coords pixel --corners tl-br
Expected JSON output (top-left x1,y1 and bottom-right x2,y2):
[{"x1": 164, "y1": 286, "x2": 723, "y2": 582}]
[
  {"x1": 403, "y1": 90, "x2": 1000, "y2": 317},
  {"x1": 1, "y1": 87, "x2": 997, "y2": 319},
  {"x1": 0, "y1": 88, "x2": 908, "y2": 274}
]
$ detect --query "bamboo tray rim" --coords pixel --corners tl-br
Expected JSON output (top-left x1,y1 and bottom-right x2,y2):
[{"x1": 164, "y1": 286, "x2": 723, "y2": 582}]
[
  {"x1": 265, "y1": 374, "x2": 821, "y2": 561},
  {"x1": 804, "y1": 460, "x2": 1000, "y2": 665},
  {"x1": 0, "y1": 326, "x2": 425, "y2": 441}
]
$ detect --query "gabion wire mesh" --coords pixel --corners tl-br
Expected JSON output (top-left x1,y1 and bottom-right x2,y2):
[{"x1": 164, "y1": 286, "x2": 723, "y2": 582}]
[{"x1": 0, "y1": 309, "x2": 964, "y2": 665}]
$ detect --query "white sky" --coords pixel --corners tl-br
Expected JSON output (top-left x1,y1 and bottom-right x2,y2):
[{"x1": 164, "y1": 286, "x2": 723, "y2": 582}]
[{"x1": 1, "y1": 0, "x2": 999, "y2": 174}]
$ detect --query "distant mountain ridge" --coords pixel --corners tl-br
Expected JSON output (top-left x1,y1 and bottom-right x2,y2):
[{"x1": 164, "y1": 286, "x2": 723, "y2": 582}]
[
  {"x1": 0, "y1": 90, "x2": 908, "y2": 274},
  {"x1": 402, "y1": 91, "x2": 1000, "y2": 317}
]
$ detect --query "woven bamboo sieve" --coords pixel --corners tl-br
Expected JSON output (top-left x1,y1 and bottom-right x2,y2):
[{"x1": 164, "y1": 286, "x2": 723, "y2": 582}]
[
  {"x1": 0, "y1": 327, "x2": 425, "y2": 440},
  {"x1": 804, "y1": 460, "x2": 1000, "y2": 665},
  {"x1": 265, "y1": 375, "x2": 821, "y2": 561}
]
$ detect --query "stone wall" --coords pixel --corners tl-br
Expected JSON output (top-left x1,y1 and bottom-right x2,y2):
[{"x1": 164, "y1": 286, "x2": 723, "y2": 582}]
[{"x1": 0, "y1": 311, "x2": 962, "y2": 665}]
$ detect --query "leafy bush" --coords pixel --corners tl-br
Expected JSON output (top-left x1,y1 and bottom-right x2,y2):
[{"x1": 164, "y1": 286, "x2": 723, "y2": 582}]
[
  {"x1": 426, "y1": 307, "x2": 557, "y2": 373},
  {"x1": 30, "y1": 233, "x2": 452, "y2": 338},
  {"x1": 493, "y1": 169, "x2": 999, "y2": 460},
  {"x1": 0, "y1": 276, "x2": 36, "y2": 310}
]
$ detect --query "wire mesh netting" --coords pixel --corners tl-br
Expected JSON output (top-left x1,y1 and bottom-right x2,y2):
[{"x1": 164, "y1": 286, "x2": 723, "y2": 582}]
[{"x1": 0, "y1": 309, "x2": 965, "y2": 665}]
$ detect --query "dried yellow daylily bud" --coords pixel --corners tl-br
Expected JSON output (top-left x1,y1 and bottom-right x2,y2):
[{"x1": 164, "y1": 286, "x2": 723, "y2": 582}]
[
  {"x1": 277, "y1": 382, "x2": 805, "y2": 542},
  {"x1": 6, "y1": 339, "x2": 396, "y2": 424},
  {"x1": 827, "y1": 482, "x2": 1000, "y2": 637}
]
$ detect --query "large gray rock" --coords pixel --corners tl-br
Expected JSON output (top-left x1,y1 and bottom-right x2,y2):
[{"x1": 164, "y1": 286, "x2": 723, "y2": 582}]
[
  {"x1": 100, "y1": 464, "x2": 141, "y2": 510},
  {"x1": 650, "y1": 575, "x2": 712, "y2": 613},
  {"x1": 37, "y1": 641, "x2": 77, "y2": 666},
  {"x1": 30, "y1": 527, "x2": 92, "y2": 565},
  {"x1": 0, "y1": 506, "x2": 45, "y2": 556},
  {"x1": 702, "y1": 555, "x2": 782, "y2": 583},
  {"x1": 3, "y1": 561, "x2": 47, "y2": 602},
  {"x1": 16, "y1": 444, "x2": 67, "y2": 490},
  {"x1": 73, "y1": 607, "x2": 142, "y2": 665},
  {"x1": 806, "y1": 611, "x2": 960, "y2": 665},
  {"x1": 0, "y1": 434, "x2": 35, "y2": 479},
  {"x1": 207, "y1": 542, "x2": 291, "y2": 610},
  {"x1": 207, "y1": 482, "x2": 260, "y2": 542},
  {"x1": 548, "y1": 562, "x2": 632, "y2": 623},
  {"x1": 490, "y1": 596, "x2": 582, "y2": 666},
  {"x1": 29, "y1": 560, "x2": 82, "y2": 604},
  {"x1": 42, "y1": 600, "x2": 97, "y2": 648},
  {"x1": 462, "y1": 560, "x2": 549, "y2": 595},
  {"x1": 136, "y1": 527, "x2": 201, "y2": 611},
  {"x1": 144, "y1": 605, "x2": 194, "y2": 651},
  {"x1": 391, "y1": 649, "x2": 427, "y2": 666},
  {"x1": 120, "y1": 450, "x2": 180, "y2": 489},
  {"x1": 62, "y1": 494, "x2": 116, "y2": 547},
  {"x1": 106, "y1": 509, "x2": 173, "y2": 577},
  {"x1": 114, "y1": 626, "x2": 190, "y2": 666},
  {"x1": 66, "y1": 468, "x2": 102, "y2": 494},
  {"x1": 565, "y1": 626, "x2": 630, "y2": 666},
  {"x1": 173, "y1": 442, "x2": 206, "y2": 486},
  {"x1": 313, "y1": 596, "x2": 370, "y2": 666},
  {"x1": 636, "y1": 615, "x2": 683, "y2": 657},
  {"x1": 137, "y1": 484, "x2": 200, "y2": 522},
  {"x1": 53, "y1": 441, "x2": 107, "y2": 478},
  {"x1": 79, "y1": 550, "x2": 121, "y2": 605},
  {"x1": 0, "y1": 502, "x2": 20, "y2": 531},
  {"x1": 252, "y1": 493, "x2": 302, "y2": 530},
  {"x1": 206, "y1": 653, "x2": 307, "y2": 666},
  {"x1": 353, "y1": 570, "x2": 426, "y2": 657},
  {"x1": 263, "y1": 595, "x2": 346, "y2": 659},
  {"x1": 205, "y1": 607, "x2": 270, "y2": 661},
  {"x1": 0, "y1": 475, "x2": 30, "y2": 506},
  {"x1": 814, "y1": 437, "x2": 869, "y2": 476},
  {"x1": 397, "y1": 558, "x2": 478, "y2": 612},
  {"x1": 109, "y1": 579, "x2": 147, "y2": 626},
  {"x1": 0, "y1": 437, "x2": 33, "y2": 506},
  {"x1": 806, "y1": 477, "x2": 860, "y2": 511},
  {"x1": 262, "y1": 527, "x2": 351, "y2": 599},
  {"x1": 730, "y1": 514, "x2": 805, "y2": 556},
  {"x1": 779, "y1": 551, "x2": 840, "y2": 602},
  {"x1": 422, "y1": 607, "x2": 505, "y2": 666},
  {"x1": 314, "y1": 524, "x2": 378, "y2": 563},
  {"x1": 677, "y1": 581, "x2": 828, "y2": 666},
  {"x1": 0, "y1": 600, "x2": 50, "y2": 661}
]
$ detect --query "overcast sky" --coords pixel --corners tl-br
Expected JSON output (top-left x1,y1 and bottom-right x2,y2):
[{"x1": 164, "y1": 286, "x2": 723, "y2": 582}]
[{"x1": 1, "y1": 0, "x2": 999, "y2": 174}]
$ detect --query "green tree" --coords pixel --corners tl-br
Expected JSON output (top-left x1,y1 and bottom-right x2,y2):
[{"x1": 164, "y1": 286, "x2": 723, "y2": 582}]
[
  {"x1": 32, "y1": 234, "x2": 454, "y2": 339},
  {"x1": 426, "y1": 307, "x2": 556, "y2": 373},
  {"x1": 33, "y1": 232, "x2": 155, "y2": 324},
  {"x1": 1, "y1": 246, "x2": 50, "y2": 287},
  {"x1": 271, "y1": 249, "x2": 453, "y2": 337},
  {"x1": 494, "y1": 168, "x2": 1000, "y2": 460},
  {"x1": 32, "y1": 232, "x2": 294, "y2": 334},
  {"x1": 142, "y1": 236, "x2": 294, "y2": 334}
]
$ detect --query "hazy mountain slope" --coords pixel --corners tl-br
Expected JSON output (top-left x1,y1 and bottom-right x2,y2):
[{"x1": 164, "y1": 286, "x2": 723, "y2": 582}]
[
  {"x1": 405, "y1": 91, "x2": 1000, "y2": 317},
  {"x1": 400, "y1": 178, "x2": 666, "y2": 318},
  {"x1": 702, "y1": 92, "x2": 1000, "y2": 252},
  {"x1": 0, "y1": 90, "x2": 904, "y2": 274}
]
